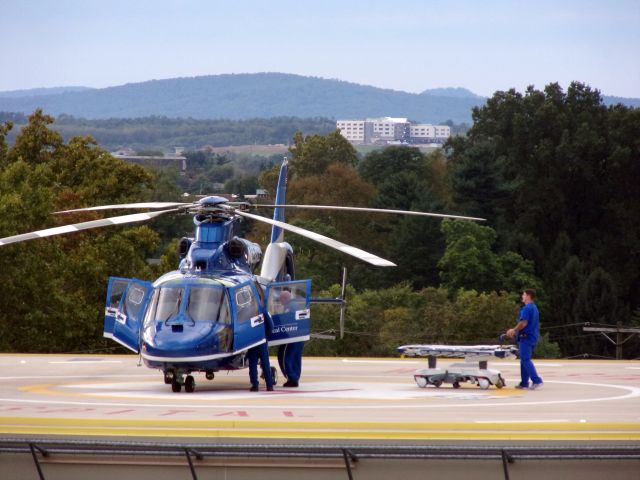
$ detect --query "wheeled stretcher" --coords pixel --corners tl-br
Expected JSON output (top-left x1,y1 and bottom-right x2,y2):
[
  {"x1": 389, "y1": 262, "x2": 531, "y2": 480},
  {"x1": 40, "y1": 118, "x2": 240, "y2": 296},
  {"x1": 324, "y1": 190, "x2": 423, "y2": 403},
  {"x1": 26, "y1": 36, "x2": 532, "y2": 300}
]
[{"x1": 397, "y1": 344, "x2": 519, "y2": 390}]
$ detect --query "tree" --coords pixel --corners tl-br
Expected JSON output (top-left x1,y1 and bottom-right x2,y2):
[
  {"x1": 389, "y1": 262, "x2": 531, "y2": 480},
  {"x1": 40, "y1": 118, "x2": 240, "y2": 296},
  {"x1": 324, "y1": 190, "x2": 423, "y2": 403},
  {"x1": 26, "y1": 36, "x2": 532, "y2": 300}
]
[
  {"x1": 438, "y1": 219, "x2": 541, "y2": 296},
  {"x1": 446, "y1": 82, "x2": 640, "y2": 343},
  {"x1": 288, "y1": 130, "x2": 358, "y2": 178},
  {"x1": 0, "y1": 111, "x2": 159, "y2": 353}
]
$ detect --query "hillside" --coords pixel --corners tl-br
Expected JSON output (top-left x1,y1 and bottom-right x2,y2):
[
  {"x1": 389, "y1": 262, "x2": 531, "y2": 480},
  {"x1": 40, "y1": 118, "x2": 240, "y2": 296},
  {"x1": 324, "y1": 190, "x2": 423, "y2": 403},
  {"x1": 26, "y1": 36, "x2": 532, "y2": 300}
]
[{"x1": 0, "y1": 73, "x2": 486, "y2": 124}]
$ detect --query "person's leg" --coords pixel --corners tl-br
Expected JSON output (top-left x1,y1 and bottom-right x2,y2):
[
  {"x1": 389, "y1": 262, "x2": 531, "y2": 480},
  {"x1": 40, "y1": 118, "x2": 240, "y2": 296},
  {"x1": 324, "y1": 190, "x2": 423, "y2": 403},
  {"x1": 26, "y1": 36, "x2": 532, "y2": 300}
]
[
  {"x1": 259, "y1": 344, "x2": 274, "y2": 389},
  {"x1": 291, "y1": 342, "x2": 304, "y2": 382},
  {"x1": 284, "y1": 342, "x2": 303, "y2": 385},
  {"x1": 518, "y1": 340, "x2": 533, "y2": 387},
  {"x1": 278, "y1": 345, "x2": 287, "y2": 378},
  {"x1": 527, "y1": 342, "x2": 543, "y2": 385},
  {"x1": 248, "y1": 348, "x2": 259, "y2": 390}
]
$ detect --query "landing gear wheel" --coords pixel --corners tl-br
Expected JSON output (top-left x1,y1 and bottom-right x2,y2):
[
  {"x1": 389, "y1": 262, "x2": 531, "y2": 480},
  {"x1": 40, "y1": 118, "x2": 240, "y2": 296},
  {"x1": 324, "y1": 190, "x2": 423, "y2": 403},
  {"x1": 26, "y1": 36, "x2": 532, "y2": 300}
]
[
  {"x1": 163, "y1": 371, "x2": 173, "y2": 385},
  {"x1": 270, "y1": 366, "x2": 278, "y2": 386},
  {"x1": 185, "y1": 375, "x2": 195, "y2": 393},
  {"x1": 205, "y1": 371, "x2": 215, "y2": 380},
  {"x1": 432, "y1": 379, "x2": 442, "y2": 388},
  {"x1": 452, "y1": 381, "x2": 461, "y2": 389},
  {"x1": 478, "y1": 378, "x2": 490, "y2": 390},
  {"x1": 415, "y1": 376, "x2": 428, "y2": 388},
  {"x1": 171, "y1": 380, "x2": 182, "y2": 393}
]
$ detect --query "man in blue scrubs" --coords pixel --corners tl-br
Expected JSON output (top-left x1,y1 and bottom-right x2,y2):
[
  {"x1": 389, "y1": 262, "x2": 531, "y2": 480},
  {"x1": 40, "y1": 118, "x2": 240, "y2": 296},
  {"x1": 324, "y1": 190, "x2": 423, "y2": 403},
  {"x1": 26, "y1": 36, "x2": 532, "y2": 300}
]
[{"x1": 506, "y1": 289, "x2": 543, "y2": 390}]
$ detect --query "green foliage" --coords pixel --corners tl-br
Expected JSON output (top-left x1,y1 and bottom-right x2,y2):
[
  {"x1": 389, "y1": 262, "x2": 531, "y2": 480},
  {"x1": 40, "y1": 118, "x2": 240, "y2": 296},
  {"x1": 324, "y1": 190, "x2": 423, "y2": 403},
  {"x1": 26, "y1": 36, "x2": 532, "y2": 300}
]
[
  {"x1": 306, "y1": 285, "x2": 519, "y2": 357},
  {"x1": 438, "y1": 220, "x2": 541, "y2": 295},
  {"x1": 446, "y1": 83, "x2": 640, "y2": 356},
  {"x1": 289, "y1": 130, "x2": 358, "y2": 178},
  {"x1": 0, "y1": 110, "x2": 158, "y2": 353},
  {"x1": 534, "y1": 333, "x2": 562, "y2": 359}
]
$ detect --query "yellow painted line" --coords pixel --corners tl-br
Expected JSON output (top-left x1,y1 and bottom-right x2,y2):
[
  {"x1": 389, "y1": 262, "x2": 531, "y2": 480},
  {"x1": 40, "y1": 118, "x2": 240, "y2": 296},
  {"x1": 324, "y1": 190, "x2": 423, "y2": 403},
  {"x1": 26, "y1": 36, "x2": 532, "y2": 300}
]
[{"x1": 2, "y1": 417, "x2": 639, "y2": 440}]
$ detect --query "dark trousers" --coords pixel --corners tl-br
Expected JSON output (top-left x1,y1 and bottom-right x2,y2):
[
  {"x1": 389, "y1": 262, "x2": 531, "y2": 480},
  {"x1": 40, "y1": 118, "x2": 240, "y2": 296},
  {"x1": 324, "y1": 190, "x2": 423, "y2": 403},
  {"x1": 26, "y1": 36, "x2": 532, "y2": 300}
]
[
  {"x1": 277, "y1": 341, "x2": 304, "y2": 382},
  {"x1": 518, "y1": 339, "x2": 542, "y2": 387},
  {"x1": 248, "y1": 342, "x2": 273, "y2": 388}
]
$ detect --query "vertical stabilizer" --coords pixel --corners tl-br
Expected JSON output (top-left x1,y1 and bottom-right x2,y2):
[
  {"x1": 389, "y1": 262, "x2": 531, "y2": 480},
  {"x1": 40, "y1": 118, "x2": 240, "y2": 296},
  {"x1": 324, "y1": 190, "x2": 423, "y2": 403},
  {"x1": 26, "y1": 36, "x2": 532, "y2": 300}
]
[
  {"x1": 270, "y1": 158, "x2": 288, "y2": 244},
  {"x1": 260, "y1": 159, "x2": 290, "y2": 281}
]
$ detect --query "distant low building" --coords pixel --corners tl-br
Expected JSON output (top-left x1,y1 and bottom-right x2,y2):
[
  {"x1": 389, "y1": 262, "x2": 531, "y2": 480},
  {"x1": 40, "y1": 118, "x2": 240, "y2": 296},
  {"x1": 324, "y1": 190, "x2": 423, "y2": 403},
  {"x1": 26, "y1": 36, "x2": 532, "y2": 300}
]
[{"x1": 337, "y1": 117, "x2": 450, "y2": 145}]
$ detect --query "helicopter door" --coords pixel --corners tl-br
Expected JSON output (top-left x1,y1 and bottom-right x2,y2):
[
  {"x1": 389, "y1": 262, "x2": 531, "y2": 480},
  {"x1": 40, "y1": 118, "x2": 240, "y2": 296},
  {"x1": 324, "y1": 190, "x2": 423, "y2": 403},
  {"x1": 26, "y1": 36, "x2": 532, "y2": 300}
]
[
  {"x1": 230, "y1": 282, "x2": 265, "y2": 352},
  {"x1": 104, "y1": 277, "x2": 153, "y2": 353},
  {"x1": 265, "y1": 280, "x2": 311, "y2": 346}
]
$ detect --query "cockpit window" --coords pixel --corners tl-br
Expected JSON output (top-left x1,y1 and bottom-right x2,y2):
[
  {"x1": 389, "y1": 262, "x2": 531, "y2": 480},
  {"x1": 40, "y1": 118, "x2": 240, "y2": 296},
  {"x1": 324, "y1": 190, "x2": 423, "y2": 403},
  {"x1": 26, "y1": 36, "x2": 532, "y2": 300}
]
[
  {"x1": 187, "y1": 287, "x2": 224, "y2": 322},
  {"x1": 153, "y1": 287, "x2": 184, "y2": 321}
]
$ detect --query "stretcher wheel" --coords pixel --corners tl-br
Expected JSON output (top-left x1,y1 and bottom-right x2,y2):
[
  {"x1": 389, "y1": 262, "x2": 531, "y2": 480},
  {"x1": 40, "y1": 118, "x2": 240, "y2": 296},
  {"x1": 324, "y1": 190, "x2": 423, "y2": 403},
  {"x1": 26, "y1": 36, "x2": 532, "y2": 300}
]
[
  {"x1": 495, "y1": 378, "x2": 505, "y2": 389},
  {"x1": 478, "y1": 378, "x2": 490, "y2": 390},
  {"x1": 432, "y1": 379, "x2": 442, "y2": 388},
  {"x1": 415, "y1": 376, "x2": 428, "y2": 388},
  {"x1": 452, "y1": 381, "x2": 460, "y2": 389}
]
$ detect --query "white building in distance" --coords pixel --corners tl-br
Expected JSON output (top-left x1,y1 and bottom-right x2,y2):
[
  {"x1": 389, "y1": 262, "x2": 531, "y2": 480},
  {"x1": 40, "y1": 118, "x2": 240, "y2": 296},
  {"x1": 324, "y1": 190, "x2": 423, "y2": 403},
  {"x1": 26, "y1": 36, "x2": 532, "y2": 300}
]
[{"x1": 337, "y1": 117, "x2": 450, "y2": 145}]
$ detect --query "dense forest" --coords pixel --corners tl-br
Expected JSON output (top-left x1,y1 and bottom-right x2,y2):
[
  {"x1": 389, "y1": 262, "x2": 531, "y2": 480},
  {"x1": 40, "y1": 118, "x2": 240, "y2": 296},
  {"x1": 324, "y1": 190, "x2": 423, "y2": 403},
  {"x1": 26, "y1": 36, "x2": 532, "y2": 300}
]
[
  {"x1": 0, "y1": 113, "x2": 337, "y2": 151},
  {"x1": 0, "y1": 81, "x2": 639, "y2": 359}
]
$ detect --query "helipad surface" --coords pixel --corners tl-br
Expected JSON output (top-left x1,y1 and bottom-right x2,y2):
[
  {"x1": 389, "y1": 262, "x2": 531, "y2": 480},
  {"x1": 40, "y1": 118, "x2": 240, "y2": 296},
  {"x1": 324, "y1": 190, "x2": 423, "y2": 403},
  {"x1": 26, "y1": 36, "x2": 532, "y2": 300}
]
[{"x1": 1, "y1": 354, "x2": 639, "y2": 441}]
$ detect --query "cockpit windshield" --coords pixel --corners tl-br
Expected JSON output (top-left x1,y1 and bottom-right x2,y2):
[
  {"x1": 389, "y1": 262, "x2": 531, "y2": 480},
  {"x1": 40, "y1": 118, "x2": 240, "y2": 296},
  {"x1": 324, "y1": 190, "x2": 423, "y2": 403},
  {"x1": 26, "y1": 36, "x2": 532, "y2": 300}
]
[
  {"x1": 186, "y1": 287, "x2": 224, "y2": 322},
  {"x1": 154, "y1": 287, "x2": 184, "y2": 321},
  {"x1": 145, "y1": 284, "x2": 227, "y2": 324}
]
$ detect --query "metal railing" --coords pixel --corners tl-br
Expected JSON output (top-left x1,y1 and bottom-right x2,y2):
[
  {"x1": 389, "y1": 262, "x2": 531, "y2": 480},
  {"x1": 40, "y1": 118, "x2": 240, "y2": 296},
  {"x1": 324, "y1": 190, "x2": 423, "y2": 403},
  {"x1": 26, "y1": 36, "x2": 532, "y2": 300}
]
[{"x1": 2, "y1": 439, "x2": 639, "y2": 480}]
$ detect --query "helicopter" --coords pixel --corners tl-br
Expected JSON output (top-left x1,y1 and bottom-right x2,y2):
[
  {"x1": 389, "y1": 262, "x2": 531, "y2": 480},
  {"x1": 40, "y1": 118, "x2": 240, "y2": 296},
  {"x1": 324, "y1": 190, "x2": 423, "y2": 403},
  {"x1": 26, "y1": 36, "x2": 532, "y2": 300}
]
[{"x1": 0, "y1": 159, "x2": 484, "y2": 393}]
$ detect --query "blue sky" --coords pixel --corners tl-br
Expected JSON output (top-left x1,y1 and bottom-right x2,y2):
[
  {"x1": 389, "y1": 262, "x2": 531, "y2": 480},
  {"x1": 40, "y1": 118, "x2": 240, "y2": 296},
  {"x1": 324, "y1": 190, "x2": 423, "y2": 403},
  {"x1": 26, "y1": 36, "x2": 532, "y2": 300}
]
[{"x1": 2, "y1": 0, "x2": 639, "y2": 97}]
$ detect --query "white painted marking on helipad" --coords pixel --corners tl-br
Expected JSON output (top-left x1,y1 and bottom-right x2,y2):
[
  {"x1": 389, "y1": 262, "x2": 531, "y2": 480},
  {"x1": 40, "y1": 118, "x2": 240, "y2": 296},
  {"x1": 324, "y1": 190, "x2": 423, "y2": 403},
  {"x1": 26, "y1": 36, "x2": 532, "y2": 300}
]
[
  {"x1": 3, "y1": 380, "x2": 639, "y2": 411},
  {"x1": 48, "y1": 360, "x2": 123, "y2": 364},
  {"x1": 0, "y1": 374, "x2": 157, "y2": 380},
  {"x1": 75, "y1": 381, "x2": 492, "y2": 402},
  {"x1": 342, "y1": 359, "x2": 419, "y2": 364}
]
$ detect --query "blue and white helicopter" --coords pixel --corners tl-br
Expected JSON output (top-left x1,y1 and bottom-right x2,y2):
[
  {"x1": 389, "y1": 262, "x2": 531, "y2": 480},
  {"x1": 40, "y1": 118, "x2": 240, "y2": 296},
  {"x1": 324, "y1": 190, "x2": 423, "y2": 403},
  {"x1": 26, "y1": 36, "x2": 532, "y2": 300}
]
[{"x1": 0, "y1": 159, "x2": 483, "y2": 392}]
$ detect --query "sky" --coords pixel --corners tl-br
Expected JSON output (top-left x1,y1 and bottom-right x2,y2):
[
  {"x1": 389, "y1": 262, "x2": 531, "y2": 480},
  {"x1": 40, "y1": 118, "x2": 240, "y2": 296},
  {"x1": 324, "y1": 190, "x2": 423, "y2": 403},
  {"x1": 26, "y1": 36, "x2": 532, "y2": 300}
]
[{"x1": 2, "y1": 0, "x2": 639, "y2": 98}]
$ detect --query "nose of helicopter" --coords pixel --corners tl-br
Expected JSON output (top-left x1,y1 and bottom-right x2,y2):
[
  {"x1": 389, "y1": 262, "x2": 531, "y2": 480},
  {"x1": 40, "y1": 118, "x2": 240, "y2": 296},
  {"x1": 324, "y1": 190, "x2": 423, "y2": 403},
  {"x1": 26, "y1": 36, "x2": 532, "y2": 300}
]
[{"x1": 143, "y1": 321, "x2": 228, "y2": 357}]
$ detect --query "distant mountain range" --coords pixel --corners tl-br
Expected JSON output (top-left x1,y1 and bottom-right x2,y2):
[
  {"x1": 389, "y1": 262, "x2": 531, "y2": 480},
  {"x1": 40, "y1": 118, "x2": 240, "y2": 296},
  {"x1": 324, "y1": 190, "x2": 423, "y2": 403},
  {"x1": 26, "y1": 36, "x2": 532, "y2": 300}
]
[{"x1": 0, "y1": 73, "x2": 637, "y2": 124}]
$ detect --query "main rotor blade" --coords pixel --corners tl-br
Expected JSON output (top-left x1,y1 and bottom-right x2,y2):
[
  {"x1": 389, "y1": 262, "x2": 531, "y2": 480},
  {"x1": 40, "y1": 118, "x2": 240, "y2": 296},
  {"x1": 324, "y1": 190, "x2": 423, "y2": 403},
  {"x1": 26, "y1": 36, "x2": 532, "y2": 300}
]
[
  {"x1": 235, "y1": 210, "x2": 396, "y2": 267},
  {"x1": 54, "y1": 202, "x2": 190, "y2": 214},
  {"x1": 0, "y1": 209, "x2": 178, "y2": 246},
  {"x1": 254, "y1": 204, "x2": 485, "y2": 222}
]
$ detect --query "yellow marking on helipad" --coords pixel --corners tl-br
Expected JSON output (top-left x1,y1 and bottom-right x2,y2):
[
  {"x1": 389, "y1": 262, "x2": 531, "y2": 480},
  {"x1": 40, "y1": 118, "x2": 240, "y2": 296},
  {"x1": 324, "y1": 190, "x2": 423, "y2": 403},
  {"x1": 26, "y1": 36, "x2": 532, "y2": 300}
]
[{"x1": 2, "y1": 417, "x2": 639, "y2": 441}]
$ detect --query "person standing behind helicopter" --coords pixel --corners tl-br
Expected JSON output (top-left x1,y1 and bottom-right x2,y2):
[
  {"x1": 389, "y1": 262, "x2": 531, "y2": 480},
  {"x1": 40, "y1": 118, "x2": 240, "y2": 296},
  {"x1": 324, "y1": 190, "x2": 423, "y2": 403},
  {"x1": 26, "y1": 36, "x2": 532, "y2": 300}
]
[
  {"x1": 248, "y1": 284, "x2": 274, "y2": 392},
  {"x1": 277, "y1": 289, "x2": 304, "y2": 388}
]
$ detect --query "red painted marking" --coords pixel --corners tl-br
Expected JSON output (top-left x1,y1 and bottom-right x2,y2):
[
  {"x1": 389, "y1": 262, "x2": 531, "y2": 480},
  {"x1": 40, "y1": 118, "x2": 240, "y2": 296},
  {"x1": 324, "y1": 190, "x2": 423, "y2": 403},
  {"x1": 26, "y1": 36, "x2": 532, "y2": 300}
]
[
  {"x1": 0, "y1": 406, "x2": 25, "y2": 412},
  {"x1": 159, "y1": 409, "x2": 196, "y2": 416},
  {"x1": 283, "y1": 410, "x2": 294, "y2": 417},
  {"x1": 34, "y1": 407, "x2": 95, "y2": 413},
  {"x1": 213, "y1": 411, "x2": 249, "y2": 417},
  {"x1": 104, "y1": 409, "x2": 137, "y2": 415}
]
